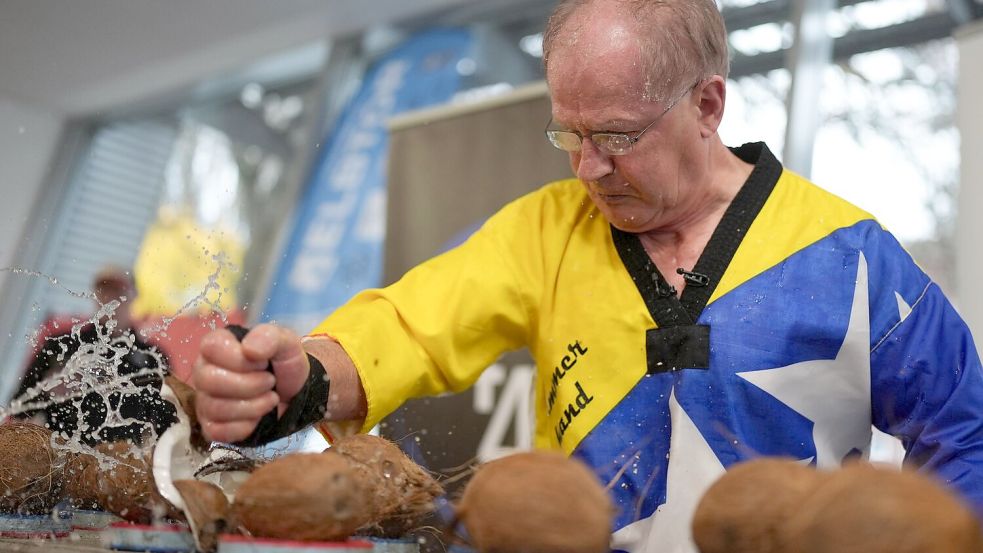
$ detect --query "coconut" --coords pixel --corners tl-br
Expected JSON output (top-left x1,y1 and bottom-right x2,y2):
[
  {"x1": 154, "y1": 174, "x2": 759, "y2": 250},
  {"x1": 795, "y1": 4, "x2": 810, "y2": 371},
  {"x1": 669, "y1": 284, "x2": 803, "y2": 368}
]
[
  {"x1": 326, "y1": 433, "x2": 442, "y2": 536},
  {"x1": 0, "y1": 421, "x2": 62, "y2": 514},
  {"x1": 151, "y1": 376, "x2": 254, "y2": 550},
  {"x1": 62, "y1": 448, "x2": 102, "y2": 510},
  {"x1": 152, "y1": 376, "x2": 212, "y2": 513},
  {"x1": 780, "y1": 463, "x2": 983, "y2": 553},
  {"x1": 455, "y1": 450, "x2": 613, "y2": 553},
  {"x1": 154, "y1": 376, "x2": 250, "y2": 509},
  {"x1": 232, "y1": 452, "x2": 373, "y2": 541},
  {"x1": 174, "y1": 479, "x2": 229, "y2": 553},
  {"x1": 692, "y1": 458, "x2": 828, "y2": 553},
  {"x1": 67, "y1": 440, "x2": 180, "y2": 523},
  {"x1": 161, "y1": 376, "x2": 208, "y2": 452}
]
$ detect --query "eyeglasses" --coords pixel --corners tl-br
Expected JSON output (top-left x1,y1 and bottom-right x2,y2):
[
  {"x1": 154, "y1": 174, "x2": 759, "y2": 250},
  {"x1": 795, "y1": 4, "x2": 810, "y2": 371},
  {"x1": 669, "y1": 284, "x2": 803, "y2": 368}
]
[{"x1": 545, "y1": 81, "x2": 700, "y2": 156}]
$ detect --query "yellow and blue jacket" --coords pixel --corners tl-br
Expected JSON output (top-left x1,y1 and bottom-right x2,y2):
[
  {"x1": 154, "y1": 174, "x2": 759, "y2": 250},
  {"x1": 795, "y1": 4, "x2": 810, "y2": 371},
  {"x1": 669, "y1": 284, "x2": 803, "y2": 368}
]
[{"x1": 314, "y1": 143, "x2": 983, "y2": 551}]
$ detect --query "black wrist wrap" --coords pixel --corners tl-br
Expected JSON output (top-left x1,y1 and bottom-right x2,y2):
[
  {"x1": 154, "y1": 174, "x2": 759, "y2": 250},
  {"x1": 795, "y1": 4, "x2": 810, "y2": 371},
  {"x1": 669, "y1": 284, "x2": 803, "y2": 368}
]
[
  {"x1": 274, "y1": 353, "x2": 330, "y2": 438},
  {"x1": 227, "y1": 325, "x2": 331, "y2": 447}
]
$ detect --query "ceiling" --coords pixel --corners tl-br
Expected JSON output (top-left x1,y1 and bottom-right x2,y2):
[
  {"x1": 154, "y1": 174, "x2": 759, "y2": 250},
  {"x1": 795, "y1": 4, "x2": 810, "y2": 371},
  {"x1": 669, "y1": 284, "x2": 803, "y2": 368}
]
[{"x1": 0, "y1": 0, "x2": 532, "y2": 116}]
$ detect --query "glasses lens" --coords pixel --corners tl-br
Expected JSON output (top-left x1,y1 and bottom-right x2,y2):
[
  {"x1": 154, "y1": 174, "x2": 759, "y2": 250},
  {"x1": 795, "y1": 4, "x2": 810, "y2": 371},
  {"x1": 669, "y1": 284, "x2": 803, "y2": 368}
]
[
  {"x1": 546, "y1": 131, "x2": 582, "y2": 152},
  {"x1": 593, "y1": 134, "x2": 631, "y2": 156}
]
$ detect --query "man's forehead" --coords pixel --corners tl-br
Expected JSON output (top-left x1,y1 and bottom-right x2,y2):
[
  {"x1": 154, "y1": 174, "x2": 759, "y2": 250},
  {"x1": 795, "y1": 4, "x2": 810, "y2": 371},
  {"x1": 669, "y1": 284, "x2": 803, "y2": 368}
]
[
  {"x1": 551, "y1": 6, "x2": 642, "y2": 60},
  {"x1": 547, "y1": 41, "x2": 647, "y2": 92},
  {"x1": 545, "y1": 2, "x2": 664, "y2": 126},
  {"x1": 547, "y1": 52, "x2": 653, "y2": 126},
  {"x1": 546, "y1": 12, "x2": 649, "y2": 90}
]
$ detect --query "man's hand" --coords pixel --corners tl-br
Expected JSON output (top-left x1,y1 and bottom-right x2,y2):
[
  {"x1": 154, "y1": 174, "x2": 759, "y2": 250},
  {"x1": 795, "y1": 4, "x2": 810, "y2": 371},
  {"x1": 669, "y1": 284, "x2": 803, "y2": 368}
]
[{"x1": 193, "y1": 323, "x2": 309, "y2": 443}]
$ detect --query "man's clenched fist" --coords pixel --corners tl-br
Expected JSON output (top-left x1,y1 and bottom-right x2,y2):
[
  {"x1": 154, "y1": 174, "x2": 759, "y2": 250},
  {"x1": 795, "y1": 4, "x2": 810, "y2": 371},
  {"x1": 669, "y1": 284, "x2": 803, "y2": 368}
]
[{"x1": 192, "y1": 323, "x2": 309, "y2": 443}]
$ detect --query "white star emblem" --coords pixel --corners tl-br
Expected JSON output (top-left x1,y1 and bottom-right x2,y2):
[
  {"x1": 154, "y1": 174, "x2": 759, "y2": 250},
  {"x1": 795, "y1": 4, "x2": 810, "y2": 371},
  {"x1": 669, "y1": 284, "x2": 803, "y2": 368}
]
[
  {"x1": 611, "y1": 253, "x2": 874, "y2": 553},
  {"x1": 737, "y1": 252, "x2": 872, "y2": 468},
  {"x1": 895, "y1": 291, "x2": 912, "y2": 322},
  {"x1": 611, "y1": 388, "x2": 725, "y2": 553}
]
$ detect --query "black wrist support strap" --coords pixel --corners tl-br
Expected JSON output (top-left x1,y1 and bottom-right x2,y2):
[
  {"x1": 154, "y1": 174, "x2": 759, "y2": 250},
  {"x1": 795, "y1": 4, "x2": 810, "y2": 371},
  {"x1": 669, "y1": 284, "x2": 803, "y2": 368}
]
[{"x1": 226, "y1": 325, "x2": 331, "y2": 447}]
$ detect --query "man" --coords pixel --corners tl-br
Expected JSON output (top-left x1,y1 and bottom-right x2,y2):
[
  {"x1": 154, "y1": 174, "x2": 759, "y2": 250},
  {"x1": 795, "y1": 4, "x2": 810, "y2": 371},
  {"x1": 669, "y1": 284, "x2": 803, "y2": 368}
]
[
  {"x1": 14, "y1": 266, "x2": 177, "y2": 446},
  {"x1": 193, "y1": 0, "x2": 983, "y2": 551}
]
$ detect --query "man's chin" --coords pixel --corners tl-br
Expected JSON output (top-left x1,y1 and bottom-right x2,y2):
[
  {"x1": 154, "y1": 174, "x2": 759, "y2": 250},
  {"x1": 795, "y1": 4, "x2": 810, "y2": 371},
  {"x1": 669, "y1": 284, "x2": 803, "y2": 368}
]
[
  {"x1": 594, "y1": 207, "x2": 653, "y2": 233},
  {"x1": 609, "y1": 219, "x2": 648, "y2": 233}
]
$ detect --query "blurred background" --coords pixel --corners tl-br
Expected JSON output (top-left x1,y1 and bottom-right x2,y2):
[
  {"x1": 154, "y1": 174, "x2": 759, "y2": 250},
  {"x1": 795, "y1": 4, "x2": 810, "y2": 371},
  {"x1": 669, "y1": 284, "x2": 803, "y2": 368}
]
[{"x1": 0, "y1": 0, "x2": 981, "y2": 466}]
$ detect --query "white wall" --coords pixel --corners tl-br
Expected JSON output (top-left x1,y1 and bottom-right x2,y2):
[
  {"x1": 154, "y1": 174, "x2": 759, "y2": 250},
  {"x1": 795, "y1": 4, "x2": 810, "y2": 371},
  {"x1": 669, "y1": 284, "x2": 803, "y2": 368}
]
[
  {"x1": 0, "y1": 96, "x2": 64, "y2": 293},
  {"x1": 956, "y1": 20, "x2": 983, "y2": 342},
  {"x1": 0, "y1": 0, "x2": 532, "y2": 116}
]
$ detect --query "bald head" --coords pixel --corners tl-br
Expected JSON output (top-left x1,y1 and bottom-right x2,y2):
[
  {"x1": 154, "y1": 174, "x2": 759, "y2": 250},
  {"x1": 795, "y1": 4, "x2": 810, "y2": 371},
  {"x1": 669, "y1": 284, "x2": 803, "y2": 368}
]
[{"x1": 543, "y1": 0, "x2": 729, "y2": 103}]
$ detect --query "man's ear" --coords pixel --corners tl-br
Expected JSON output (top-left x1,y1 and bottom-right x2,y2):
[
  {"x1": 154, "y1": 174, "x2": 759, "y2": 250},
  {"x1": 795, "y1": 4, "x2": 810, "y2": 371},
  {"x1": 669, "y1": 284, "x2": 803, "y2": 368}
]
[{"x1": 696, "y1": 75, "x2": 726, "y2": 137}]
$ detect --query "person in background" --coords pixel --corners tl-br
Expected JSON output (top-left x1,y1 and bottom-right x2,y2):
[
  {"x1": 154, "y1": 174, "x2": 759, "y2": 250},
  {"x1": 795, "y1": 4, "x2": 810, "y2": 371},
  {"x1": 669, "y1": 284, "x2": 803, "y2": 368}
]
[
  {"x1": 192, "y1": 0, "x2": 983, "y2": 551},
  {"x1": 13, "y1": 266, "x2": 176, "y2": 446}
]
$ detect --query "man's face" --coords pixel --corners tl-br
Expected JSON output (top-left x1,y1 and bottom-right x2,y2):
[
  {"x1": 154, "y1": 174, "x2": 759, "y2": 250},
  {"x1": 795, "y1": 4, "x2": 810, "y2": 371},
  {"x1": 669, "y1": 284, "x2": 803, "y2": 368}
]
[{"x1": 546, "y1": 10, "x2": 705, "y2": 234}]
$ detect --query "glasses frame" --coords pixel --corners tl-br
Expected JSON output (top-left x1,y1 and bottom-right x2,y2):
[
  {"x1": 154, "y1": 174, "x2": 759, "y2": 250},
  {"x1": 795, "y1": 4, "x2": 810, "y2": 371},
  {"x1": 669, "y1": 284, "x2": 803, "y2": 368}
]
[{"x1": 545, "y1": 79, "x2": 703, "y2": 156}]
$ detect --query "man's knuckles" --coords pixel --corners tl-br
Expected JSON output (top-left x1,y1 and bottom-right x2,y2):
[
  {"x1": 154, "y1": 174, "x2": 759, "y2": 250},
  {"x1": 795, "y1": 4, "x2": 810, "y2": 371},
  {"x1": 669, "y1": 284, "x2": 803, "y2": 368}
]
[
  {"x1": 194, "y1": 365, "x2": 276, "y2": 397},
  {"x1": 199, "y1": 330, "x2": 269, "y2": 372},
  {"x1": 196, "y1": 391, "x2": 278, "y2": 422},
  {"x1": 201, "y1": 420, "x2": 257, "y2": 444}
]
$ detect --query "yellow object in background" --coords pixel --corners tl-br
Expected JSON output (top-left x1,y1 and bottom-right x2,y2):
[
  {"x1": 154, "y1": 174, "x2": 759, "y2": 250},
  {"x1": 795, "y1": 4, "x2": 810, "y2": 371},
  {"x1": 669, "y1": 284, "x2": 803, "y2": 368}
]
[{"x1": 131, "y1": 209, "x2": 244, "y2": 317}]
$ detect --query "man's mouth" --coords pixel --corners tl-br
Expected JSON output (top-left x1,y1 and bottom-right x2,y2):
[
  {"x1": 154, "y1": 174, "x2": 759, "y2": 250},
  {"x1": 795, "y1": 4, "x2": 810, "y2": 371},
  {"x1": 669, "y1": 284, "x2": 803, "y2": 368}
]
[{"x1": 595, "y1": 190, "x2": 634, "y2": 201}]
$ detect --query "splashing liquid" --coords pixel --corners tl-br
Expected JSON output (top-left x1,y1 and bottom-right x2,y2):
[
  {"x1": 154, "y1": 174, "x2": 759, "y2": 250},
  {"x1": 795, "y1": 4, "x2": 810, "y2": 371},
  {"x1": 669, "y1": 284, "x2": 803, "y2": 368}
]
[
  {"x1": 0, "y1": 255, "x2": 266, "y2": 464},
  {"x1": 2, "y1": 276, "x2": 166, "y2": 464}
]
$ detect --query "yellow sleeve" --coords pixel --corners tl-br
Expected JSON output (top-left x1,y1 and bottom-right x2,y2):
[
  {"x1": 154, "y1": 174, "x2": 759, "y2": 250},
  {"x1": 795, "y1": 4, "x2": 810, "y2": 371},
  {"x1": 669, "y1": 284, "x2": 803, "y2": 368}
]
[{"x1": 310, "y1": 187, "x2": 551, "y2": 432}]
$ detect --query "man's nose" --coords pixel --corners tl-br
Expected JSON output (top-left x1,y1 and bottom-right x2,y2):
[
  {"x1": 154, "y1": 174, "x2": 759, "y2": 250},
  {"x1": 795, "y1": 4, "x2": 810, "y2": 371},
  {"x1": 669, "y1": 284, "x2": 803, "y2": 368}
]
[{"x1": 574, "y1": 138, "x2": 614, "y2": 182}]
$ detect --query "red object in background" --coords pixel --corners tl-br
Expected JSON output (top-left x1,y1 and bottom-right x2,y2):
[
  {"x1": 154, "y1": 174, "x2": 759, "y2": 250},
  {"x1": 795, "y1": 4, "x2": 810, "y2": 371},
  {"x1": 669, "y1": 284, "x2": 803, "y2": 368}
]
[
  {"x1": 24, "y1": 310, "x2": 246, "y2": 386},
  {"x1": 137, "y1": 310, "x2": 246, "y2": 383},
  {"x1": 26, "y1": 314, "x2": 80, "y2": 354}
]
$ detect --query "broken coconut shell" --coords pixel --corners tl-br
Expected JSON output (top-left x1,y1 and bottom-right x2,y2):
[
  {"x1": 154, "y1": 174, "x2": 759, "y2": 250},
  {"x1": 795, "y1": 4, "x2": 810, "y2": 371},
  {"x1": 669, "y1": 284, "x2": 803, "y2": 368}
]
[
  {"x1": 162, "y1": 376, "x2": 208, "y2": 452},
  {"x1": 72, "y1": 440, "x2": 180, "y2": 523},
  {"x1": 174, "y1": 479, "x2": 229, "y2": 553},
  {"x1": 62, "y1": 447, "x2": 103, "y2": 510}
]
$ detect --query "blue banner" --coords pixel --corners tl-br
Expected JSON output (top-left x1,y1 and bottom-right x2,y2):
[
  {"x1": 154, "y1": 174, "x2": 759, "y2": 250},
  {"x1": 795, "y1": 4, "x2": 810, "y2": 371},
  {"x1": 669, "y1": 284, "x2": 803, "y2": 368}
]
[{"x1": 262, "y1": 28, "x2": 473, "y2": 332}]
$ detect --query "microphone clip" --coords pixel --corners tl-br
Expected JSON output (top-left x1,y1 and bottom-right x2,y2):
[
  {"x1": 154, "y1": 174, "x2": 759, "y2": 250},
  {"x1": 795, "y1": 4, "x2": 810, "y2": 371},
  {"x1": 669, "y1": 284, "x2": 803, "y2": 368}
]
[{"x1": 676, "y1": 268, "x2": 710, "y2": 287}]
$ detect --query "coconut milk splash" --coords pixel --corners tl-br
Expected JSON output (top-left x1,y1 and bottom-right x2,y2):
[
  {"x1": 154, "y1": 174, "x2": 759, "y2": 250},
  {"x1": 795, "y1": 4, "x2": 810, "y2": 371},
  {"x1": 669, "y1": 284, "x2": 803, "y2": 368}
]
[
  {"x1": 2, "y1": 269, "x2": 167, "y2": 465},
  {"x1": 0, "y1": 254, "x2": 267, "y2": 466}
]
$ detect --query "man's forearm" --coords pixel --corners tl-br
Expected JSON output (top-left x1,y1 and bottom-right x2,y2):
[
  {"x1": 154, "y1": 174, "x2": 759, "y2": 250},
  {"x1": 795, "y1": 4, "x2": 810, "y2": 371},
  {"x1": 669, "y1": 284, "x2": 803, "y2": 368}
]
[{"x1": 302, "y1": 336, "x2": 367, "y2": 422}]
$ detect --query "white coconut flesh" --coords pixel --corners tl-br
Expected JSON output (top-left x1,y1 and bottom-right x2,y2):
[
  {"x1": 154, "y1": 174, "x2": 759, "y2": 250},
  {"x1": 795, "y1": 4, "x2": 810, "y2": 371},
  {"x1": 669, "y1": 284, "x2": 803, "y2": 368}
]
[
  {"x1": 153, "y1": 380, "x2": 198, "y2": 512},
  {"x1": 153, "y1": 380, "x2": 249, "y2": 548}
]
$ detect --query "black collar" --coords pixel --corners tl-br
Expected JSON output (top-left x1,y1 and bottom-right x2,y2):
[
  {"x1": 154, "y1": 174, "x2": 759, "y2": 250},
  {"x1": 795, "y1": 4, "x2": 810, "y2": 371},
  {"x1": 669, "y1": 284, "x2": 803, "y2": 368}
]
[{"x1": 611, "y1": 142, "x2": 783, "y2": 327}]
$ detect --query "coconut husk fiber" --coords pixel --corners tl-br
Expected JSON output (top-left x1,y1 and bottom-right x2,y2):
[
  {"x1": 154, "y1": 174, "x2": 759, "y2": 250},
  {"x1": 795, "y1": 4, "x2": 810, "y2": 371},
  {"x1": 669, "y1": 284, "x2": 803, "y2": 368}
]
[
  {"x1": 780, "y1": 462, "x2": 983, "y2": 553},
  {"x1": 0, "y1": 421, "x2": 62, "y2": 514},
  {"x1": 326, "y1": 433, "x2": 442, "y2": 537},
  {"x1": 163, "y1": 375, "x2": 208, "y2": 451},
  {"x1": 65, "y1": 440, "x2": 179, "y2": 523},
  {"x1": 455, "y1": 450, "x2": 613, "y2": 553},
  {"x1": 692, "y1": 457, "x2": 829, "y2": 553},
  {"x1": 62, "y1": 447, "x2": 103, "y2": 510},
  {"x1": 231, "y1": 452, "x2": 373, "y2": 541}
]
